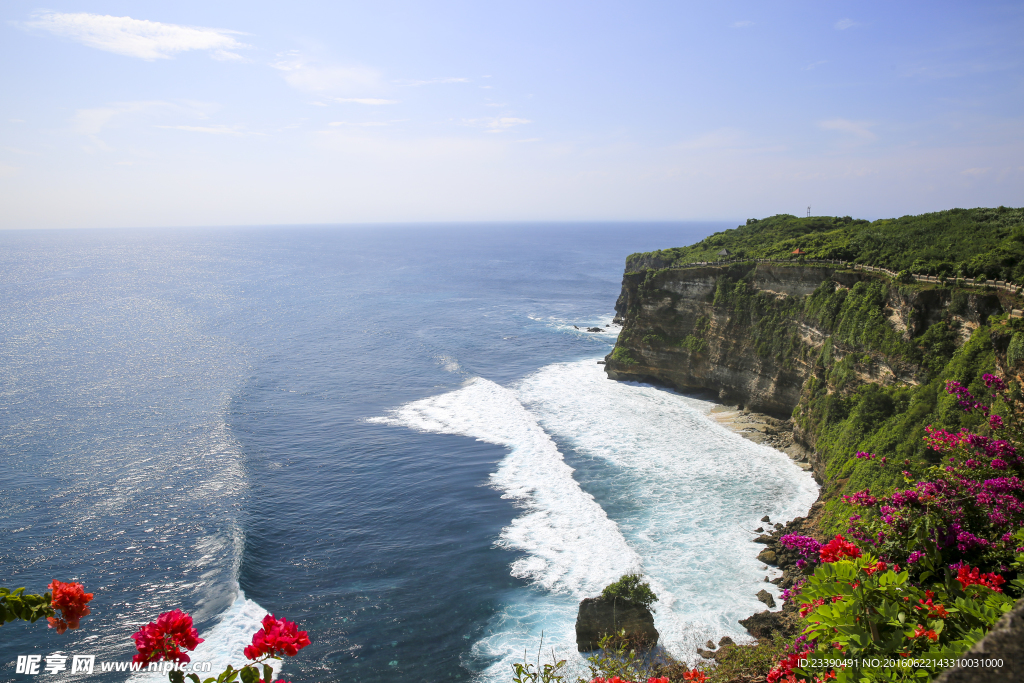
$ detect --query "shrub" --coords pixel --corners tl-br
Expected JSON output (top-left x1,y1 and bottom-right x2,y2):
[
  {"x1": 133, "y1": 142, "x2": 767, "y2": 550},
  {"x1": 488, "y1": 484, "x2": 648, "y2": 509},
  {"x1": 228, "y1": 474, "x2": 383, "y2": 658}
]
[
  {"x1": 772, "y1": 371, "x2": 1024, "y2": 682},
  {"x1": 611, "y1": 347, "x2": 638, "y2": 365},
  {"x1": 1008, "y1": 332, "x2": 1024, "y2": 367},
  {"x1": 601, "y1": 574, "x2": 658, "y2": 612}
]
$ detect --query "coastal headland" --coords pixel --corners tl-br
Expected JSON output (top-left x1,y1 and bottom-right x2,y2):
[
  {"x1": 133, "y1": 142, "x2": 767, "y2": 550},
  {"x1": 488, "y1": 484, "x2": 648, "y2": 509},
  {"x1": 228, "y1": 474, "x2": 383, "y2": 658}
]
[{"x1": 601, "y1": 209, "x2": 1024, "y2": 665}]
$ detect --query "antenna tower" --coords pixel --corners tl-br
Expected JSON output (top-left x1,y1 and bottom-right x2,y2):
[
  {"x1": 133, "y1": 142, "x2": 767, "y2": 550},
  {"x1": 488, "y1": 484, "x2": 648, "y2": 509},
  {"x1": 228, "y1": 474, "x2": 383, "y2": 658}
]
[{"x1": 807, "y1": 206, "x2": 811, "y2": 218}]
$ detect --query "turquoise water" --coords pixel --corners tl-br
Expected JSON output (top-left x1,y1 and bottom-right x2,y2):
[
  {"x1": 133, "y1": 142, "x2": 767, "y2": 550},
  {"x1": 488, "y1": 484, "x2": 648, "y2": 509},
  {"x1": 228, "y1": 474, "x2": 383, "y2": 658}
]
[{"x1": 0, "y1": 224, "x2": 817, "y2": 682}]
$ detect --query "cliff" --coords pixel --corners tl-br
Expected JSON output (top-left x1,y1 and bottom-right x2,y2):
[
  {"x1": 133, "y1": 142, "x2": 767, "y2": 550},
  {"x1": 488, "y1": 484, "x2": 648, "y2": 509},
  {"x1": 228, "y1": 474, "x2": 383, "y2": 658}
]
[{"x1": 605, "y1": 260, "x2": 1011, "y2": 518}]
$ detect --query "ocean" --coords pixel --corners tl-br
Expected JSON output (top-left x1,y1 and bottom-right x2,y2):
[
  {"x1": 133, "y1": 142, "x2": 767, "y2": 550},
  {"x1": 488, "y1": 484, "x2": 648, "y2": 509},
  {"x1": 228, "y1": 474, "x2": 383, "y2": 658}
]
[{"x1": 0, "y1": 224, "x2": 818, "y2": 682}]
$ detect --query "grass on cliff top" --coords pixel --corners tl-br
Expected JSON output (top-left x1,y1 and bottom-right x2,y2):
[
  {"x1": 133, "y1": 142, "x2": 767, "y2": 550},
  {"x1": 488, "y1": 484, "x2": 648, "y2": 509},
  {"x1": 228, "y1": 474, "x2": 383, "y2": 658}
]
[{"x1": 630, "y1": 207, "x2": 1024, "y2": 282}]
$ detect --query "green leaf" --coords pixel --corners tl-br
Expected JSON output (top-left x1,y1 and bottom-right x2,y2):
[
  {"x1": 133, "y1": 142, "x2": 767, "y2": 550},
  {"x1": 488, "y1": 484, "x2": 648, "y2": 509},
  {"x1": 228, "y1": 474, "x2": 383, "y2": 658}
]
[
  {"x1": 238, "y1": 665, "x2": 259, "y2": 683},
  {"x1": 262, "y1": 664, "x2": 273, "y2": 683}
]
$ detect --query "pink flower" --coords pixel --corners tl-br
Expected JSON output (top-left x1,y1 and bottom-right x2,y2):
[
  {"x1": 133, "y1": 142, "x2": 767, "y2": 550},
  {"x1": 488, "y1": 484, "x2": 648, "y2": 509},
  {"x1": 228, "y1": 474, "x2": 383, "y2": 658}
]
[
  {"x1": 244, "y1": 614, "x2": 311, "y2": 660},
  {"x1": 131, "y1": 610, "x2": 204, "y2": 665},
  {"x1": 989, "y1": 415, "x2": 1004, "y2": 430}
]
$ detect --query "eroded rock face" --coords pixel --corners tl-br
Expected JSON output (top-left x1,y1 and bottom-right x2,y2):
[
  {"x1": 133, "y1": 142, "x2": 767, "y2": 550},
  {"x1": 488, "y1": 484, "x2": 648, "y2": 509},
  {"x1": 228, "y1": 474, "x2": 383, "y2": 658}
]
[
  {"x1": 575, "y1": 596, "x2": 659, "y2": 652},
  {"x1": 604, "y1": 262, "x2": 1002, "y2": 420}
]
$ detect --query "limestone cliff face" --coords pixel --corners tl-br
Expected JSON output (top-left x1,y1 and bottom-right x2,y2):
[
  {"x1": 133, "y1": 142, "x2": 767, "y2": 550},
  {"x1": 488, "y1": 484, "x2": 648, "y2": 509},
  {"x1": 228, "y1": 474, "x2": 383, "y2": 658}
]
[{"x1": 604, "y1": 262, "x2": 1002, "y2": 420}]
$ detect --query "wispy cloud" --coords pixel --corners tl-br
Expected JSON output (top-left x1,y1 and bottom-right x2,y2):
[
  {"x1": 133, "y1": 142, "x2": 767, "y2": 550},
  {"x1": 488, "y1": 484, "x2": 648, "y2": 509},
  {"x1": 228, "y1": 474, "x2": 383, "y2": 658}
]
[
  {"x1": 328, "y1": 121, "x2": 389, "y2": 127},
  {"x1": 394, "y1": 77, "x2": 469, "y2": 86},
  {"x1": 803, "y1": 60, "x2": 828, "y2": 71},
  {"x1": 334, "y1": 98, "x2": 398, "y2": 105},
  {"x1": 272, "y1": 53, "x2": 382, "y2": 93},
  {"x1": 961, "y1": 167, "x2": 990, "y2": 176},
  {"x1": 834, "y1": 18, "x2": 863, "y2": 30},
  {"x1": 483, "y1": 117, "x2": 530, "y2": 133},
  {"x1": 731, "y1": 21, "x2": 754, "y2": 28},
  {"x1": 819, "y1": 118, "x2": 876, "y2": 141},
  {"x1": 155, "y1": 124, "x2": 259, "y2": 135},
  {"x1": 462, "y1": 116, "x2": 531, "y2": 133},
  {"x1": 71, "y1": 101, "x2": 218, "y2": 137},
  {"x1": 21, "y1": 11, "x2": 248, "y2": 61}
]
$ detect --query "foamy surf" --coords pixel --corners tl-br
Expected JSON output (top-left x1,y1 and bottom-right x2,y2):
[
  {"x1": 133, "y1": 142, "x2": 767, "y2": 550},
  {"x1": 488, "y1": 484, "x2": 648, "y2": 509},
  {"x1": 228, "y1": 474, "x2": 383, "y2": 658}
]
[
  {"x1": 514, "y1": 360, "x2": 818, "y2": 657},
  {"x1": 131, "y1": 591, "x2": 279, "y2": 682},
  {"x1": 370, "y1": 359, "x2": 817, "y2": 681},
  {"x1": 369, "y1": 377, "x2": 640, "y2": 595}
]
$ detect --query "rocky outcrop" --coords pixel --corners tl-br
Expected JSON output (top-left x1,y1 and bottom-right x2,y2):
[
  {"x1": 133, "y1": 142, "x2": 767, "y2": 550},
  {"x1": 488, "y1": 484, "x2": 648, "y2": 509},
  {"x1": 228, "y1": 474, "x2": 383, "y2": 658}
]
[
  {"x1": 575, "y1": 596, "x2": 659, "y2": 652},
  {"x1": 738, "y1": 609, "x2": 799, "y2": 639},
  {"x1": 605, "y1": 262, "x2": 1002, "y2": 419},
  {"x1": 696, "y1": 636, "x2": 738, "y2": 662},
  {"x1": 934, "y1": 597, "x2": 1024, "y2": 682}
]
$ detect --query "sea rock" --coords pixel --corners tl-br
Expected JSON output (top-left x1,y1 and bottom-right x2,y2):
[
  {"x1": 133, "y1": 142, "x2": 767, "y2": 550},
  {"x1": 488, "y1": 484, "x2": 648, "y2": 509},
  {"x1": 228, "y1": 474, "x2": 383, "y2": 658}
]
[
  {"x1": 575, "y1": 596, "x2": 659, "y2": 652},
  {"x1": 761, "y1": 515, "x2": 771, "y2": 523},
  {"x1": 756, "y1": 549, "x2": 777, "y2": 564},
  {"x1": 739, "y1": 610, "x2": 798, "y2": 639},
  {"x1": 755, "y1": 527, "x2": 764, "y2": 532},
  {"x1": 754, "y1": 534, "x2": 774, "y2": 544},
  {"x1": 705, "y1": 640, "x2": 716, "y2": 650},
  {"x1": 757, "y1": 589, "x2": 777, "y2": 609},
  {"x1": 587, "y1": 327, "x2": 603, "y2": 332},
  {"x1": 718, "y1": 636, "x2": 735, "y2": 648}
]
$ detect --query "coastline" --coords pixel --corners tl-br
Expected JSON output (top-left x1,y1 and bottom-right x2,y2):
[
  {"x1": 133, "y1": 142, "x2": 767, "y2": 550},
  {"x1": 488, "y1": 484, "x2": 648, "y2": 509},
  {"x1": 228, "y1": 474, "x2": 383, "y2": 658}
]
[
  {"x1": 705, "y1": 402, "x2": 825, "y2": 643},
  {"x1": 706, "y1": 404, "x2": 815, "y2": 474}
]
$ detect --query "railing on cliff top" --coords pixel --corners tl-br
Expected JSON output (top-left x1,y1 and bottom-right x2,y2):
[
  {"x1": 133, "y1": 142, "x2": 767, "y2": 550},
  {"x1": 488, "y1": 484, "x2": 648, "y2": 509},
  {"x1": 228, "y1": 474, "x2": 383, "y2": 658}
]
[{"x1": 651, "y1": 257, "x2": 1024, "y2": 317}]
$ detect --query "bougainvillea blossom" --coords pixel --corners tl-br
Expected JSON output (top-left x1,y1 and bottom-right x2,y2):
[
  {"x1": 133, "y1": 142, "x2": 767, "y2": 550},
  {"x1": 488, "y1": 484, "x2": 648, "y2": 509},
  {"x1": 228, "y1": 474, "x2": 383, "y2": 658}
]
[
  {"x1": 131, "y1": 610, "x2": 204, "y2": 665},
  {"x1": 819, "y1": 535, "x2": 861, "y2": 562},
  {"x1": 46, "y1": 580, "x2": 93, "y2": 634},
  {"x1": 243, "y1": 614, "x2": 311, "y2": 660}
]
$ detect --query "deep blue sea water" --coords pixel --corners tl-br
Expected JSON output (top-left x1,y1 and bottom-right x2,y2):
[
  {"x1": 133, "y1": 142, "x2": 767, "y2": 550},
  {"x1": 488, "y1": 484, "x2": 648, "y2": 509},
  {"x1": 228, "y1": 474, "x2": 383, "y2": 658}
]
[{"x1": 0, "y1": 224, "x2": 818, "y2": 682}]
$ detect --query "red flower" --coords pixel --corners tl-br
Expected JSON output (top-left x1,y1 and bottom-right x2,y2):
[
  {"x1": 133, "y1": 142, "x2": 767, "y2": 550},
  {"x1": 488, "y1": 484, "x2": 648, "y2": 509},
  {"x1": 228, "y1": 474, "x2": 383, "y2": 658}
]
[
  {"x1": 767, "y1": 651, "x2": 812, "y2": 683},
  {"x1": 819, "y1": 535, "x2": 861, "y2": 563},
  {"x1": 912, "y1": 624, "x2": 938, "y2": 642},
  {"x1": 131, "y1": 610, "x2": 204, "y2": 665},
  {"x1": 918, "y1": 598, "x2": 949, "y2": 619},
  {"x1": 863, "y1": 560, "x2": 887, "y2": 575},
  {"x1": 955, "y1": 566, "x2": 1006, "y2": 593},
  {"x1": 682, "y1": 673, "x2": 707, "y2": 683},
  {"x1": 243, "y1": 614, "x2": 311, "y2": 661},
  {"x1": 46, "y1": 580, "x2": 93, "y2": 634}
]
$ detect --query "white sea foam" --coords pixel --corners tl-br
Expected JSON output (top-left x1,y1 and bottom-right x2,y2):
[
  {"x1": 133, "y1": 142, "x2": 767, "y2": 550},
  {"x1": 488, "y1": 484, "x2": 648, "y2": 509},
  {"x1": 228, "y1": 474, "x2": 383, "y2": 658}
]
[
  {"x1": 369, "y1": 377, "x2": 640, "y2": 594},
  {"x1": 513, "y1": 361, "x2": 819, "y2": 657},
  {"x1": 131, "y1": 591, "x2": 280, "y2": 682},
  {"x1": 370, "y1": 359, "x2": 818, "y2": 681}
]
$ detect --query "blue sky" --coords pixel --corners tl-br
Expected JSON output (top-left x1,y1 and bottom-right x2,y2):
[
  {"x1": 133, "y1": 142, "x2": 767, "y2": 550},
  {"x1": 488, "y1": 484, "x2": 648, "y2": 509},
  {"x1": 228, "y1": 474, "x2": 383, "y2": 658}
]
[{"x1": 1, "y1": 1, "x2": 1022, "y2": 228}]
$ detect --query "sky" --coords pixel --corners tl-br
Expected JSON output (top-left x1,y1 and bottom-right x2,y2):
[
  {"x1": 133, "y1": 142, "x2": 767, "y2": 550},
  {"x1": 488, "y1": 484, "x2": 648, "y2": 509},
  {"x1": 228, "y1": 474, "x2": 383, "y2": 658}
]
[{"x1": 1, "y1": 0, "x2": 1022, "y2": 229}]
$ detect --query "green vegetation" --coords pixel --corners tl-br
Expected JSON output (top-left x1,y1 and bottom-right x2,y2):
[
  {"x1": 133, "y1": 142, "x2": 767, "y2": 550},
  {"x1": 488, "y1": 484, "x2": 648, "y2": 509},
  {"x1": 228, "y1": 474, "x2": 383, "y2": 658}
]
[
  {"x1": 600, "y1": 573, "x2": 658, "y2": 612},
  {"x1": 677, "y1": 335, "x2": 708, "y2": 353},
  {"x1": 611, "y1": 346, "x2": 639, "y2": 365},
  {"x1": 629, "y1": 207, "x2": 1024, "y2": 281}
]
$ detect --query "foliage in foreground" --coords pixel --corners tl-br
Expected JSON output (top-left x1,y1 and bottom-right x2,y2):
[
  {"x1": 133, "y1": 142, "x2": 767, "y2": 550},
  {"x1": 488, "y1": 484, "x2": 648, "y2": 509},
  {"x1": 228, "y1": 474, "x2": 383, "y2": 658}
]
[
  {"x1": 2, "y1": 581, "x2": 310, "y2": 683},
  {"x1": 769, "y1": 374, "x2": 1024, "y2": 682}
]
